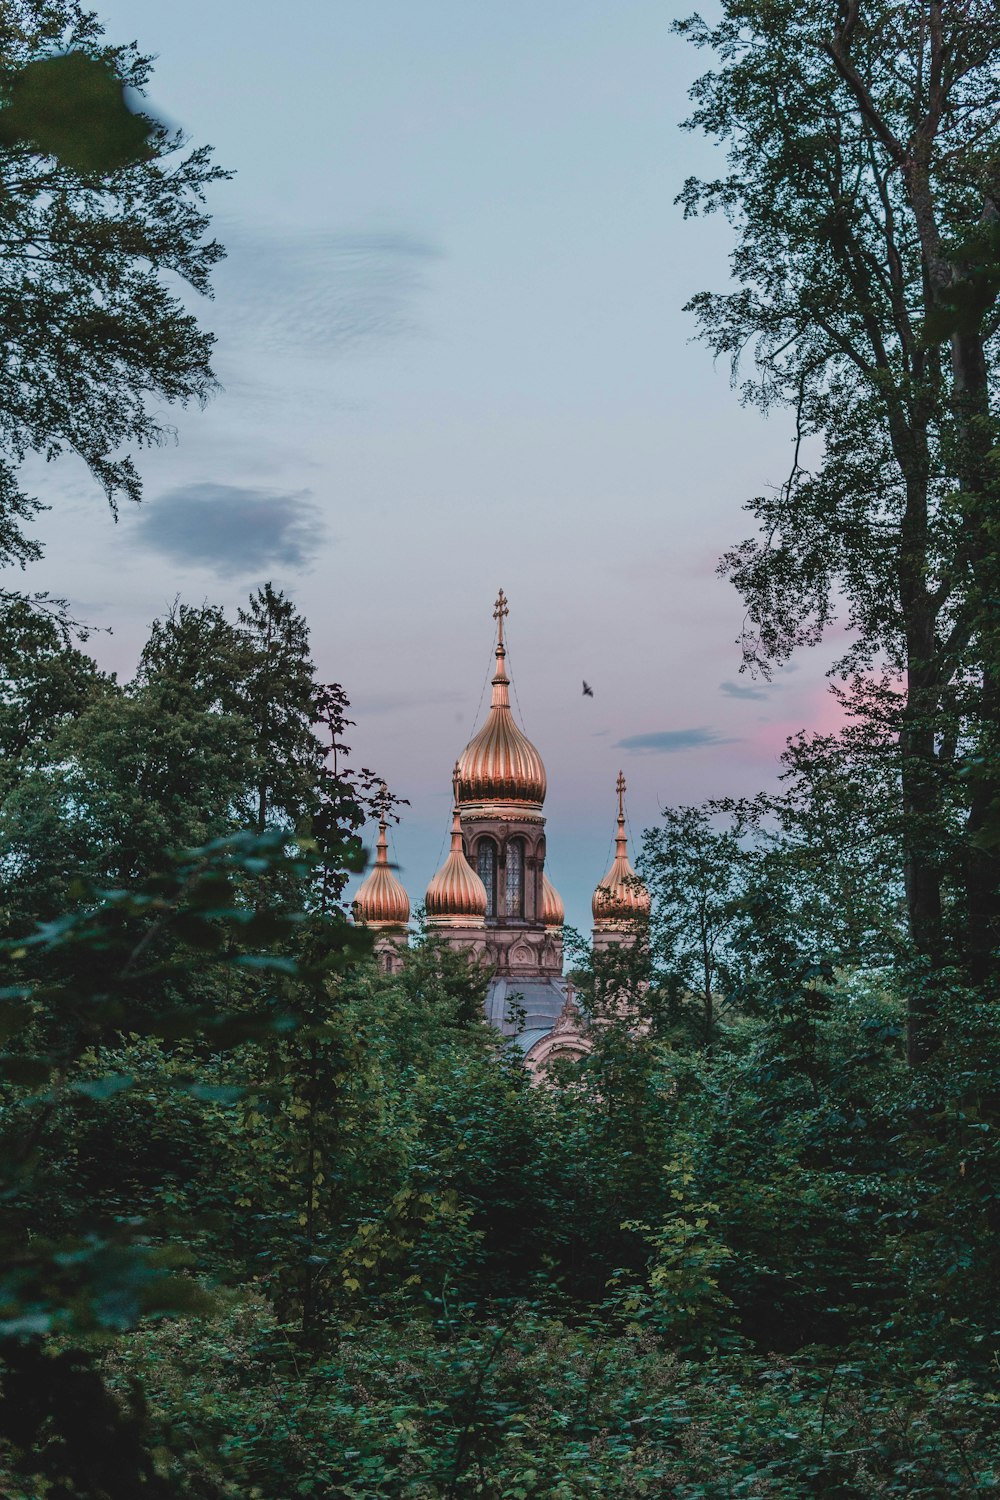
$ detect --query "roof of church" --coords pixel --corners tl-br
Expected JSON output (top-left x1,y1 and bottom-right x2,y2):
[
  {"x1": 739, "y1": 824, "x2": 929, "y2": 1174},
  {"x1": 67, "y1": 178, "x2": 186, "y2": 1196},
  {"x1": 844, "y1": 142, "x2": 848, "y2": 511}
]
[
  {"x1": 352, "y1": 790, "x2": 410, "y2": 928},
  {"x1": 512, "y1": 1027, "x2": 552, "y2": 1054},
  {"x1": 541, "y1": 873, "x2": 564, "y2": 926},
  {"x1": 425, "y1": 776, "x2": 489, "y2": 924},
  {"x1": 485, "y1": 974, "x2": 567, "y2": 1034},
  {"x1": 455, "y1": 589, "x2": 546, "y2": 809}
]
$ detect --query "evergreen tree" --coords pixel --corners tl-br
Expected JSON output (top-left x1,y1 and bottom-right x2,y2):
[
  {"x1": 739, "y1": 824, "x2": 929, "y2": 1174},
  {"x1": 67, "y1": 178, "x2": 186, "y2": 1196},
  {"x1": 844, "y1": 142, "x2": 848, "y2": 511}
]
[
  {"x1": 238, "y1": 584, "x2": 324, "y2": 837},
  {"x1": 136, "y1": 600, "x2": 249, "y2": 718}
]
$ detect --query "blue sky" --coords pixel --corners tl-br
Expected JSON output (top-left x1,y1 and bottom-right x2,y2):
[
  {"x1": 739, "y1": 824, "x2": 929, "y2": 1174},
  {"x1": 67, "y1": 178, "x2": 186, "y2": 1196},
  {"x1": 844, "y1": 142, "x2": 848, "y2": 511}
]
[{"x1": 16, "y1": 1, "x2": 840, "y2": 933}]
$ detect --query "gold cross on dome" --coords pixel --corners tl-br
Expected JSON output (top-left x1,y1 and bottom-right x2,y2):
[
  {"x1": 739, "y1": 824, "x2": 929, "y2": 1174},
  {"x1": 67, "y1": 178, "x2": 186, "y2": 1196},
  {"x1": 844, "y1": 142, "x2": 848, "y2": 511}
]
[
  {"x1": 493, "y1": 588, "x2": 509, "y2": 645},
  {"x1": 616, "y1": 770, "x2": 626, "y2": 819}
]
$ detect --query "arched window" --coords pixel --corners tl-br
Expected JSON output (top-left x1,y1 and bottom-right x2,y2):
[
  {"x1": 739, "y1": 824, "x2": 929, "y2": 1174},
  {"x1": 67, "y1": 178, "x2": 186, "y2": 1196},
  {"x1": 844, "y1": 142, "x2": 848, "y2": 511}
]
[
  {"x1": 505, "y1": 838, "x2": 524, "y2": 919},
  {"x1": 477, "y1": 839, "x2": 497, "y2": 917}
]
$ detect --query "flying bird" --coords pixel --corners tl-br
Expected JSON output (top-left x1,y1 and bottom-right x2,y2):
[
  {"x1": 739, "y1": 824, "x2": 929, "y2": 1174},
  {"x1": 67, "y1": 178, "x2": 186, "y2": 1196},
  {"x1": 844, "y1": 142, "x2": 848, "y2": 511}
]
[{"x1": 582, "y1": 681, "x2": 594, "y2": 697}]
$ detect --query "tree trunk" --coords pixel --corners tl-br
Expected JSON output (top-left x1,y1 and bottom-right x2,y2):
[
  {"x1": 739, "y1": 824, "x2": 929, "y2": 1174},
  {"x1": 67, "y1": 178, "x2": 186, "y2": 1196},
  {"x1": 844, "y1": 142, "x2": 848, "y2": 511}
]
[
  {"x1": 893, "y1": 439, "x2": 946, "y2": 1062},
  {"x1": 949, "y1": 327, "x2": 1000, "y2": 992},
  {"x1": 900, "y1": 706, "x2": 944, "y2": 1064}
]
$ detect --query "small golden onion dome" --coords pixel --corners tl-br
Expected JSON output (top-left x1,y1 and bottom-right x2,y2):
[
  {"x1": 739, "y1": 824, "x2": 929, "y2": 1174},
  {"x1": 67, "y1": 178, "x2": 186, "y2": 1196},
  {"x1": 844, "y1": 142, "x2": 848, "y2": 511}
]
[
  {"x1": 541, "y1": 873, "x2": 565, "y2": 928},
  {"x1": 592, "y1": 771, "x2": 650, "y2": 927},
  {"x1": 426, "y1": 781, "x2": 488, "y2": 926},
  {"x1": 456, "y1": 589, "x2": 546, "y2": 808},
  {"x1": 352, "y1": 809, "x2": 410, "y2": 929}
]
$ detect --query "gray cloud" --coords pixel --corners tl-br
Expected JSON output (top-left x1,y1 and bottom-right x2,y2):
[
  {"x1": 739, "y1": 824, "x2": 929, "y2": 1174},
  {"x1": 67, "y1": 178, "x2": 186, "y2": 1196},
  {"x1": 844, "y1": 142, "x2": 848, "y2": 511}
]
[
  {"x1": 134, "y1": 483, "x2": 324, "y2": 577},
  {"x1": 215, "y1": 225, "x2": 442, "y2": 359},
  {"x1": 615, "y1": 727, "x2": 738, "y2": 753},
  {"x1": 720, "y1": 679, "x2": 769, "y2": 701}
]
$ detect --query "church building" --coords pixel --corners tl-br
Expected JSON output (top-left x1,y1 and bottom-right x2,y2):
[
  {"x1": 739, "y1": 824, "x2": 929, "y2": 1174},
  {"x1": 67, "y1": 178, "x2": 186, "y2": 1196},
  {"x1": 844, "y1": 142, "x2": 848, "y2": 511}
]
[{"x1": 352, "y1": 590, "x2": 649, "y2": 1070}]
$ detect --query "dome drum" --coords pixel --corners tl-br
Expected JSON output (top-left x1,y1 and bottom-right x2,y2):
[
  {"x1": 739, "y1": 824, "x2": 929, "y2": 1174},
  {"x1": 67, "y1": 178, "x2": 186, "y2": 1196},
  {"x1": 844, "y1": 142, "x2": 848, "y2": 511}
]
[
  {"x1": 458, "y1": 801, "x2": 545, "y2": 824},
  {"x1": 468, "y1": 825, "x2": 548, "y2": 927}
]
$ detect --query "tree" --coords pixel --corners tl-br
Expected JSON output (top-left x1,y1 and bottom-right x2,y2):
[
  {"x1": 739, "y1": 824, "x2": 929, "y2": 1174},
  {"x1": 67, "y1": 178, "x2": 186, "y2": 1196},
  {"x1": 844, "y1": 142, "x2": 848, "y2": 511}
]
[
  {"x1": 0, "y1": 602, "x2": 257, "y2": 928},
  {"x1": 0, "y1": 0, "x2": 227, "y2": 567},
  {"x1": 642, "y1": 804, "x2": 750, "y2": 1045},
  {"x1": 0, "y1": 592, "x2": 110, "y2": 804},
  {"x1": 642, "y1": 708, "x2": 908, "y2": 1046},
  {"x1": 310, "y1": 680, "x2": 383, "y2": 913},
  {"x1": 238, "y1": 584, "x2": 324, "y2": 838},
  {"x1": 0, "y1": 590, "x2": 386, "y2": 935},
  {"x1": 135, "y1": 599, "x2": 248, "y2": 718},
  {"x1": 0, "y1": 829, "x2": 348, "y2": 1499},
  {"x1": 732, "y1": 695, "x2": 909, "y2": 972},
  {"x1": 676, "y1": 1, "x2": 1000, "y2": 1052}
]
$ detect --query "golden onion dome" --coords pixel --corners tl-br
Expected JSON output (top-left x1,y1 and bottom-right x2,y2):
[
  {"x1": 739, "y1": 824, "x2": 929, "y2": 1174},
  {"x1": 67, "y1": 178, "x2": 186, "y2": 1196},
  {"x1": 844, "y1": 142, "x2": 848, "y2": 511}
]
[
  {"x1": 456, "y1": 589, "x2": 546, "y2": 809},
  {"x1": 541, "y1": 873, "x2": 565, "y2": 928},
  {"x1": 352, "y1": 808, "x2": 410, "y2": 929},
  {"x1": 592, "y1": 771, "x2": 650, "y2": 926},
  {"x1": 426, "y1": 781, "x2": 488, "y2": 926}
]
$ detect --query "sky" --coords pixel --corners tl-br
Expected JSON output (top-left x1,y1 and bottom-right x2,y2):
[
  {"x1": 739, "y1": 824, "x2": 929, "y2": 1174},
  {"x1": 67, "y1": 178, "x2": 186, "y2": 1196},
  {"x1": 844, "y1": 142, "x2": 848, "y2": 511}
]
[{"x1": 13, "y1": 0, "x2": 843, "y2": 935}]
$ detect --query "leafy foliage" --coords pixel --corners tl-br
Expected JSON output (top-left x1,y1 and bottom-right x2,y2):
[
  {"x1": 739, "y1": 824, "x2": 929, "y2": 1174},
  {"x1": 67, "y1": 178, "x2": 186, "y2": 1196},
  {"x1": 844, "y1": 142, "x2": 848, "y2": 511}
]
[
  {"x1": 675, "y1": 0, "x2": 1000, "y2": 1025},
  {"x1": 0, "y1": 0, "x2": 228, "y2": 568},
  {"x1": 1, "y1": 580, "x2": 998, "y2": 1493}
]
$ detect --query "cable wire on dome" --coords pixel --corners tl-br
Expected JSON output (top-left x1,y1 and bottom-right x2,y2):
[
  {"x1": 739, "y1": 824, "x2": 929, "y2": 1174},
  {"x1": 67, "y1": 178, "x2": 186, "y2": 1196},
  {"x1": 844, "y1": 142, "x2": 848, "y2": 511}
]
[
  {"x1": 503, "y1": 626, "x2": 529, "y2": 730},
  {"x1": 432, "y1": 618, "x2": 496, "y2": 873}
]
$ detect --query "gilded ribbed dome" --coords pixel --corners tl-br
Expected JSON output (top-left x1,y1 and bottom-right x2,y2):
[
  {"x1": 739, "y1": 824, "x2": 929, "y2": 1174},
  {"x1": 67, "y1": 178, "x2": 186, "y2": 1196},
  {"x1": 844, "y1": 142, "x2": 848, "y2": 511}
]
[
  {"x1": 592, "y1": 772, "x2": 650, "y2": 926},
  {"x1": 426, "y1": 795, "x2": 488, "y2": 926},
  {"x1": 353, "y1": 812, "x2": 410, "y2": 929},
  {"x1": 456, "y1": 589, "x2": 546, "y2": 808},
  {"x1": 541, "y1": 873, "x2": 564, "y2": 928}
]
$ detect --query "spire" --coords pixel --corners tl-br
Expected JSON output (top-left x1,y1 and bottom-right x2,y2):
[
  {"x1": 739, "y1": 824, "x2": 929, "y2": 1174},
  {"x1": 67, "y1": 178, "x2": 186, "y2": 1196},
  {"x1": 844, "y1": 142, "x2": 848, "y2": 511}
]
[
  {"x1": 491, "y1": 587, "x2": 511, "y2": 706},
  {"x1": 615, "y1": 770, "x2": 628, "y2": 859},
  {"x1": 455, "y1": 589, "x2": 546, "y2": 807},
  {"x1": 352, "y1": 782, "x2": 410, "y2": 929},
  {"x1": 493, "y1": 587, "x2": 508, "y2": 647},
  {"x1": 592, "y1": 770, "x2": 650, "y2": 926},
  {"x1": 374, "y1": 781, "x2": 390, "y2": 867},
  {"x1": 449, "y1": 761, "x2": 463, "y2": 849}
]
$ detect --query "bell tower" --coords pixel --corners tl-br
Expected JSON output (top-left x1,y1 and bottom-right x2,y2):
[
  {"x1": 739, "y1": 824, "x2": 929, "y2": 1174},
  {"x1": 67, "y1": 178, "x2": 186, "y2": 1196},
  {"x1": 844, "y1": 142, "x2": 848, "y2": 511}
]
[{"x1": 438, "y1": 590, "x2": 563, "y2": 981}]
